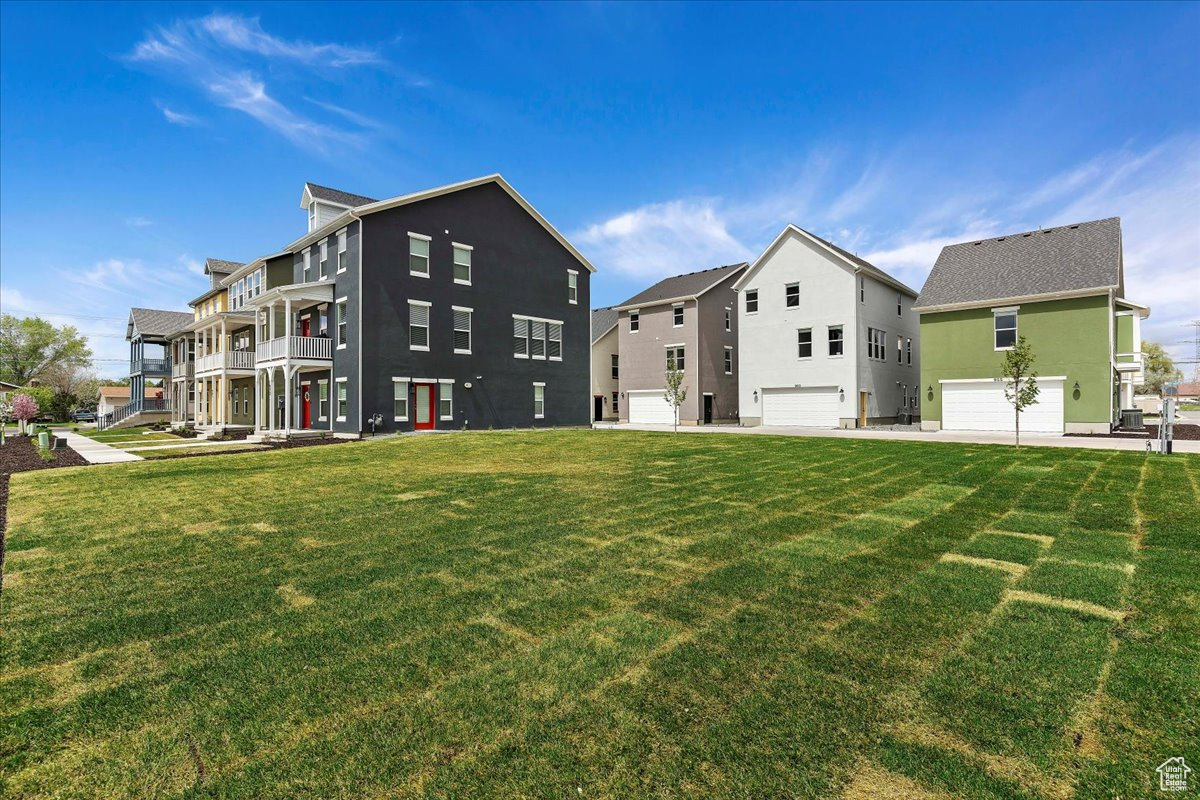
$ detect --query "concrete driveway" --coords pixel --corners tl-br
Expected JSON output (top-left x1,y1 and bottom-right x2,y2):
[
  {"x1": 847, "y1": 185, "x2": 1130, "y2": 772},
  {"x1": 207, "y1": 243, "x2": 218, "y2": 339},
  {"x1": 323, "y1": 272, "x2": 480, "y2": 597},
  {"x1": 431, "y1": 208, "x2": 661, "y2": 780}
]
[{"x1": 593, "y1": 421, "x2": 1200, "y2": 454}]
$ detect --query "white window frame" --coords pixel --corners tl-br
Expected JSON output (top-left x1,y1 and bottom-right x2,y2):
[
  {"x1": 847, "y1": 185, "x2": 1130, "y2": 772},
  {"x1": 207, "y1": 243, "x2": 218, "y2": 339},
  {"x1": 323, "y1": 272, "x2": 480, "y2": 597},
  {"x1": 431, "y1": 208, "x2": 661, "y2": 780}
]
[
  {"x1": 533, "y1": 382, "x2": 545, "y2": 419},
  {"x1": 567, "y1": 269, "x2": 578, "y2": 304},
  {"x1": 452, "y1": 305, "x2": 472, "y2": 355},
  {"x1": 672, "y1": 303, "x2": 684, "y2": 327},
  {"x1": 785, "y1": 282, "x2": 800, "y2": 309},
  {"x1": 906, "y1": 337, "x2": 912, "y2": 366},
  {"x1": 438, "y1": 381, "x2": 453, "y2": 421},
  {"x1": 409, "y1": 299, "x2": 431, "y2": 352},
  {"x1": 308, "y1": 202, "x2": 316, "y2": 231},
  {"x1": 665, "y1": 344, "x2": 685, "y2": 372},
  {"x1": 453, "y1": 242, "x2": 472, "y2": 286},
  {"x1": 896, "y1": 293, "x2": 903, "y2": 316},
  {"x1": 409, "y1": 232, "x2": 431, "y2": 278},
  {"x1": 629, "y1": 309, "x2": 640, "y2": 333},
  {"x1": 897, "y1": 335, "x2": 903, "y2": 364},
  {"x1": 548, "y1": 322, "x2": 562, "y2": 361},
  {"x1": 335, "y1": 377, "x2": 348, "y2": 422},
  {"x1": 334, "y1": 298, "x2": 348, "y2": 349},
  {"x1": 531, "y1": 320, "x2": 547, "y2": 360},
  {"x1": 318, "y1": 379, "x2": 329, "y2": 421},
  {"x1": 867, "y1": 327, "x2": 886, "y2": 361},
  {"x1": 337, "y1": 228, "x2": 348, "y2": 274},
  {"x1": 319, "y1": 239, "x2": 329, "y2": 281},
  {"x1": 828, "y1": 325, "x2": 844, "y2": 358},
  {"x1": 513, "y1": 317, "x2": 529, "y2": 359},
  {"x1": 746, "y1": 289, "x2": 759, "y2": 314},
  {"x1": 611, "y1": 353, "x2": 619, "y2": 380},
  {"x1": 392, "y1": 377, "x2": 410, "y2": 422},
  {"x1": 303, "y1": 247, "x2": 312, "y2": 283},
  {"x1": 725, "y1": 307, "x2": 731, "y2": 332},
  {"x1": 797, "y1": 327, "x2": 813, "y2": 360},
  {"x1": 724, "y1": 345, "x2": 733, "y2": 375},
  {"x1": 993, "y1": 307, "x2": 1018, "y2": 351}
]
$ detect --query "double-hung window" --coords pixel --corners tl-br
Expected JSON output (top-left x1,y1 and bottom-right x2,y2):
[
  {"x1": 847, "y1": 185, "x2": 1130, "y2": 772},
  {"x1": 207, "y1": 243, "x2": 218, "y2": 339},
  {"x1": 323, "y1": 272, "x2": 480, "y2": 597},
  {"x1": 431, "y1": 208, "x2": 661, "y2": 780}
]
[
  {"x1": 409, "y1": 233, "x2": 430, "y2": 277},
  {"x1": 303, "y1": 248, "x2": 312, "y2": 282},
  {"x1": 318, "y1": 304, "x2": 329, "y2": 337},
  {"x1": 994, "y1": 309, "x2": 1017, "y2": 350},
  {"x1": 906, "y1": 338, "x2": 912, "y2": 365},
  {"x1": 746, "y1": 290, "x2": 759, "y2": 313},
  {"x1": 513, "y1": 318, "x2": 529, "y2": 358},
  {"x1": 725, "y1": 307, "x2": 731, "y2": 331},
  {"x1": 567, "y1": 270, "x2": 578, "y2": 304},
  {"x1": 629, "y1": 310, "x2": 639, "y2": 333},
  {"x1": 666, "y1": 346, "x2": 685, "y2": 372},
  {"x1": 392, "y1": 379, "x2": 409, "y2": 421},
  {"x1": 672, "y1": 304, "x2": 684, "y2": 327},
  {"x1": 336, "y1": 379, "x2": 348, "y2": 421},
  {"x1": 897, "y1": 335, "x2": 903, "y2": 363},
  {"x1": 531, "y1": 320, "x2": 546, "y2": 359},
  {"x1": 896, "y1": 293, "x2": 903, "y2": 316},
  {"x1": 612, "y1": 391, "x2": 619, "y2": 410},
  {"x1": 867, "y1": 327, "x2": 886, "y2": 360},
  {"x1": 336, "y1": 230, "x2": 348, "y2": 273},
  {"x1": 318, "y1": 380, "x2": 329, "y2": 420},
  {"x1": 319, "y1": 239, "x2": 329, "y2": 280},
  {"x1": 336, "y1": 300, "x2": 348, "y2": 347},
  {"x1": 453, "y1": 243, "x2": 472, "y2": 285},
  {"x1": 548, "y1": 323, "x2": 562, "y2": 360},
  {"x1": 828, "y1": 325, "x2": 844, "y2": 356},
  {"x1": 724, "y1": 346, "x2": 733, "y2": 374},
  {"x1": 438, "y1": 383, "x2": 453, "y2": 420},
  {"x1": 797, "y1": 328, "x2": 813, "y2": 359},
  {"x1": 453, "y1": 307, "x2": 472, "y2": 354},
  {"x1": 785, "y1": 283, "x2": 799, "y2": 308},
  {"x1": 611, "y1": 354, "x2": 619, "y2": 380},
  {"x1": 533, "y1": 383, "x2": 545, "y2": 419},
  {"x1": 409, "y1": 300, "x2": 430, "y2": 351}
]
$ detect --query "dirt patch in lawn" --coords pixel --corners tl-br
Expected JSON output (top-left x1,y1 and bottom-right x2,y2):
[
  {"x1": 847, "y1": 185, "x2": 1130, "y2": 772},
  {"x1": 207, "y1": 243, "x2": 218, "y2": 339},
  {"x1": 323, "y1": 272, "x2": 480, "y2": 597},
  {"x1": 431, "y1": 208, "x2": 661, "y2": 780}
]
[{"x1": 1067, "y1": 423, "x2": 1200, "y2": 441}]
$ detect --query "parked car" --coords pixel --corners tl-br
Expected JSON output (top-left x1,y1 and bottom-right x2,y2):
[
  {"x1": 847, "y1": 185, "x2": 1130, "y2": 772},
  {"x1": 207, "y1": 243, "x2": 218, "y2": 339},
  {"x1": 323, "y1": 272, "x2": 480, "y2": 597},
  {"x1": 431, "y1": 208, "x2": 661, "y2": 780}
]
[{"x1": 71, "y1": 409, "x2": 97, "y2": 423}]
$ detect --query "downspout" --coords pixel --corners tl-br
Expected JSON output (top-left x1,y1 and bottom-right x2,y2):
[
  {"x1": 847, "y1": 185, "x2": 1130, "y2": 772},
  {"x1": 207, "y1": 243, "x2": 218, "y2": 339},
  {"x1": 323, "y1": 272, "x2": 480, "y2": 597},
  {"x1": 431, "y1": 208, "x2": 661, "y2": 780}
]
[{"x1": 350, "y1": 209, "x2": 364, "y2": 437}]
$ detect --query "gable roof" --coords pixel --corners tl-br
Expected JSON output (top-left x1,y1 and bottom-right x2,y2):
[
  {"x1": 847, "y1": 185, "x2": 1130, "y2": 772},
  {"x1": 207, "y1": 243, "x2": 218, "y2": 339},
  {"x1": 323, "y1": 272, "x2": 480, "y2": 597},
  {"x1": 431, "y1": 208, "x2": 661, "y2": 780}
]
[
  {"x1": 614, "y1": 263, "x2": 747, "y2": 311},
  {"x1": 733, "y1": 224, "x2": 918, "y2": 297},
  {"x1": 302, "y1": 182, "x2": 378, "y2": 209},
  {"x1": 914, "y1": 217, "x2": 1123, "y2": 311},
  {"x1": 205, "y1": 258, "x2": 241, "y2": 275},
  {"x1": 591, "y1": 307, "x2": 619, "y2": 344},
  {"x1": 126, "y1": 308, "x2": 193, "y2": 340},
  {"x1": 98, "y1": 386, "x2": 162, "y2": 400},
  {"x1": 288, "y1": 174, "x2": 597, "y2": 272}
]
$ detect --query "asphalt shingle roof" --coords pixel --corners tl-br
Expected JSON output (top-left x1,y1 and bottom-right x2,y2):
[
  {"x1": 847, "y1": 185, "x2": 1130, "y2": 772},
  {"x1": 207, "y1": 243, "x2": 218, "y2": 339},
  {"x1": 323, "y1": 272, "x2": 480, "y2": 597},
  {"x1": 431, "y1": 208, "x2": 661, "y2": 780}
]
[
  {"x1": 617, "y1": 263, "x2": 747, "y2": 309},
  {"x1": 914, "y1": 217, "x2": 1123, "y2": 309},
  {"x1": 591, "y1": 307, "x2": 618, "y2": 344},
  {"x1": 305, "y1": 182, "x2": 377, "y2": 208},
  {"x1": 128, "y1": 308, "x2": 194, "y2": 339},
  {"x1": 204, "y1": 258, "x2": 241, "y2": 275}
]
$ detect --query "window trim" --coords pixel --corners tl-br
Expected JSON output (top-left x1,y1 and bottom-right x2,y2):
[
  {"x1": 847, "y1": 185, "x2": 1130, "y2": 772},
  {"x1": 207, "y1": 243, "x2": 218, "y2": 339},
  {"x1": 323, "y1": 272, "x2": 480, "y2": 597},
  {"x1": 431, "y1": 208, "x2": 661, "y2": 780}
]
[
  {"x1": 672, "y1": 303, "x2": 684, "y2": 328},
  {"x1": 513, "y1": 317, "x2": 529, "y2": 359},
  {"x1": 896, "y1": 293, "x2": 903, "y2": 316},
  {"x1": 629, "y1": 309, "x2": 640, "y2": 333},
  {"x1": 409, "y1": 232, "x2": 431, "y2": 278},
  {"x1": 438, "y1": 382, "x2": 453, "y2": 421},
  {"x1": 828, "y1": 324, "x2": 844, "y2": 358},
  {"x1": 409, "y1": 299, "x2": 431, "y2": 352},
  {"x1": 335, "y1": 377, "x2": 348, "y2": 422},
  {"x1": 319, "y1": 238, "x2": 329, "y2": 281},
  {"x1": 533, "y1": 382, "x2": 545, "y2": 419},
  {"x1": 785, "y1": 282, "x2": 800, "y2": 309},
  {"x1": 867, "y1": 327, "x2": 887, "y2": 361},
  {"x1": 452, "y1": 305, "x2": 472, "y2": 355},
  {"x1": 567, "y1": 269, "x2": 578, "y2": 305},
  {"x1": 745, "y1": 289, "x2": 759, "y2": 314},
  {"x1": 318, "y1": 379, "x2": 329, "y2": 421},
  {"x1": 993, "y1": 306, "x2": 1019, "y2": 351},
  {"x1": 665, "y1": 344, "x2": 686, "y2": 373},
  {"x1": 611, "y1": 353, "x2": 619, "y2": 380},
  {"x1": 724, "y1": 345, "x2": 733, "y2": 375},
  {"x1": 725, "y1": 306, "x2": 731, "y2": 332},
  {"x1": 452, "y1": 242, "x2": 472, "y2": 286},
  {"x1": 906, "y1": 337, "x2": 912, "y2": 366},
  {"x1": 336, "y1": 228, "x2": 348, "y2": 274},
  {"x1": 335, "y1": 297, "x2": 348, "y2": 350},
  {"x1": 302, "y1": 247, "x2": 312, "y2": 283},
  {"x1": 797, "y1": 327, "x2": 813, "y2": 360},
  {"x1": 392, "y1": 377, "x2": 410, "y2": 422}
]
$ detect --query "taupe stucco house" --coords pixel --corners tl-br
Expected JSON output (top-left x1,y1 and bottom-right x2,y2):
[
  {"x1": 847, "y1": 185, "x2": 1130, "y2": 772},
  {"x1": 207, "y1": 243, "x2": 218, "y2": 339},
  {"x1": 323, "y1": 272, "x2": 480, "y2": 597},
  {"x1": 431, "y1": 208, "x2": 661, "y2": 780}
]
[
  {"x1": 612, "y1": 263, "x2": 746, "y2": 425},
  {"x1": 590, "y1": 307, "x2": 619, "y2": 421}
]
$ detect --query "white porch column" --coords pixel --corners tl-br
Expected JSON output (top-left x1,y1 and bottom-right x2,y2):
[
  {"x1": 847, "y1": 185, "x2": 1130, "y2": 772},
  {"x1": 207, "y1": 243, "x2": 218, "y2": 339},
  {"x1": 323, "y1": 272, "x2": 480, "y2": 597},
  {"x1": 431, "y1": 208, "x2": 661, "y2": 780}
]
[
  {"x1": 268, "y1": 370, "x2": 276, "y2": 433},
  {"x1": 254, "y1": 371, "x2": 261, "y2": 431},
  {"x1": 269, "y1": 302, "x2": 276, "y2": 341},
  {"x1": 283, "y1": 366, "x2": 292, "y2": 434}
]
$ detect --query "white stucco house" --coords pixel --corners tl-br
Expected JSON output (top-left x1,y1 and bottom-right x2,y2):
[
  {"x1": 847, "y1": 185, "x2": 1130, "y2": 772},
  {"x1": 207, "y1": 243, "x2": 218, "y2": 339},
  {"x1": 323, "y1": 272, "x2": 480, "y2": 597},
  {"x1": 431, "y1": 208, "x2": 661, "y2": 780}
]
[{"x1": 733, "y1": 225, "x2": 920, "y2": 427}]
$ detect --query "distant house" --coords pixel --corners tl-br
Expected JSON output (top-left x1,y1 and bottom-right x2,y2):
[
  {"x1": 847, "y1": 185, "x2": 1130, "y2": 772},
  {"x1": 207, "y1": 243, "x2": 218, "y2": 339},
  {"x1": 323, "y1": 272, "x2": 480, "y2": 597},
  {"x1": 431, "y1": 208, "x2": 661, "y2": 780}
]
[
  {"x1": 914, "y1": 217, "x2": 1149, "y2": 435},
  {"x1": 0, "y1": 380, "x2": 21, "y2": 402},
  {"x1": 97, "y1": 386, "x2": 163, "y2": 419},
  {"x1": 613, "y1": 263, "x2": 746, "y2": 425},
  {"x1": 1166, "y1": 381, "x2": 1200, "y2": 401},
  {"x1": 733, "y1": 225, "x2": 919, "y2": 428},
  {"x1": 590, "y1": 307, "x2": 619, "y2": 422}
]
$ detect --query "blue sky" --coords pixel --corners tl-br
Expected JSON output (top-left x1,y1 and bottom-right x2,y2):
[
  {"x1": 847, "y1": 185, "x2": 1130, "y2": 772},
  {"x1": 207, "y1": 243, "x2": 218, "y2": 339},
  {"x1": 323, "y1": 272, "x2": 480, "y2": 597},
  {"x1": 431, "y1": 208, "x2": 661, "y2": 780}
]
[{"x1": 1, "y1": 1, "x2": 1198, "y2": 378}]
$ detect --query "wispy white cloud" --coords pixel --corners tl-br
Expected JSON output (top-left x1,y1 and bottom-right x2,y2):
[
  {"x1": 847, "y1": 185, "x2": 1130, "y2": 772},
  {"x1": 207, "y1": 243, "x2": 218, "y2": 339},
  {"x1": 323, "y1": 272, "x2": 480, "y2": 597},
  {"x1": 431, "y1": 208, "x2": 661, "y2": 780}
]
[
  {"x1": 155, "y1": 101, "x2": 200, "y2": 127},
  {"x1": 124, "y1": 216, "x2": 154, "y2": 228},
  {"x1": 128, "y1": 13, "x2": 383, "y2": 154}
]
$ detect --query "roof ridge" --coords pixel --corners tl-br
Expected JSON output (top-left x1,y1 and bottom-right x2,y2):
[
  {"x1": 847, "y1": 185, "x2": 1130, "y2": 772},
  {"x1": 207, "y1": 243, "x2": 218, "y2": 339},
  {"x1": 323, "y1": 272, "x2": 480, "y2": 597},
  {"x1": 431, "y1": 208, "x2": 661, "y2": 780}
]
[{"x1": 950, "y1": 216, "x2": 1120, "y2": 247}]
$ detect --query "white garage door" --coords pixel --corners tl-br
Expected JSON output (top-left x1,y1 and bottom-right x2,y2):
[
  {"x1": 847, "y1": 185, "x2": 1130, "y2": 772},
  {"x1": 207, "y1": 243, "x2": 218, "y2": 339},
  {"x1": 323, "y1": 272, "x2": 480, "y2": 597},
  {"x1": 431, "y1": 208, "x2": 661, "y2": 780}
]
[
  {"x1": 942, "y1": 379, "x2": 1064, "y2": 434},
  {"x1": 628, "y1": 390, "x2": 676, "y2": 424},
  {"x1": 762, "y1": 387, "x2": 841, "y2": 427}
]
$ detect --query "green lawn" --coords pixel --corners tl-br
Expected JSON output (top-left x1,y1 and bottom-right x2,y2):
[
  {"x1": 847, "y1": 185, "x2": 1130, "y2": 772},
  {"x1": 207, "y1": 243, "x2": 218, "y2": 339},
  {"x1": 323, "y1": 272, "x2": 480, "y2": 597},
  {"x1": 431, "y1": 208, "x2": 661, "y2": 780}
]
[{"x1": 1, "y1": 432, "x2": 1196, "y2": 799}]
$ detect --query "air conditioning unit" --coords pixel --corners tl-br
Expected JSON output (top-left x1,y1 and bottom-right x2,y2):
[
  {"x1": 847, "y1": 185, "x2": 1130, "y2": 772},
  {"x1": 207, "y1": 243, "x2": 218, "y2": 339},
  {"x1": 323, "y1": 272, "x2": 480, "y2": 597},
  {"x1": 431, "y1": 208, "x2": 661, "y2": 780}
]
[{"x1": 1120, "y1": 408, "x2": 1144, "y2": 430}]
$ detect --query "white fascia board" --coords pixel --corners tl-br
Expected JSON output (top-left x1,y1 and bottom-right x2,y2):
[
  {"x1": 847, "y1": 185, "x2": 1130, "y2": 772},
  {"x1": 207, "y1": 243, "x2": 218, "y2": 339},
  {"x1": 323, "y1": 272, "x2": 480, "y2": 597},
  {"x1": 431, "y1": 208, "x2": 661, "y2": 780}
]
[{"x1": 914, "y1": 287, "x2": 1117, "y2": 314}]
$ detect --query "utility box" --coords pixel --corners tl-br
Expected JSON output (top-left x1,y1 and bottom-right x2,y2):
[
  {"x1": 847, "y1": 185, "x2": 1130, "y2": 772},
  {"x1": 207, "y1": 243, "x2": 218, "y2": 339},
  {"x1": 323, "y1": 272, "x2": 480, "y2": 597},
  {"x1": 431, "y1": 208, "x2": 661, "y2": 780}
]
[{"x1": 1120, "y1": 408, "x2": 1144, "y2": 429}]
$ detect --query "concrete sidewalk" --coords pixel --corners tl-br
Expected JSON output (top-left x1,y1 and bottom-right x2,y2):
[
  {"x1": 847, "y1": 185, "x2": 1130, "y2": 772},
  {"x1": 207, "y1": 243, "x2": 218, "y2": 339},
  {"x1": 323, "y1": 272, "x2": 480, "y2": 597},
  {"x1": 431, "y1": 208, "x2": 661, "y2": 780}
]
[
  {"x1": 54, "y1": 429, "x2": 143, "y2": 463},
  {"x1": 593, "y1": 422, "x2": 1200, "y2": 454}
]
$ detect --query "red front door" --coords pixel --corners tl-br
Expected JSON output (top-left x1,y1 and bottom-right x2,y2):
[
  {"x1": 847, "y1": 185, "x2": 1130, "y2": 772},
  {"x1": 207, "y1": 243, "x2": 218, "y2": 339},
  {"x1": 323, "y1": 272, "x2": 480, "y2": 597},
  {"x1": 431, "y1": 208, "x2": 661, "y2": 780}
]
[
  {"x1": 300, "y1": 317, "x2": 311, "y2": 337},
  {"x1": 302, "y1": 384, "x2": 312, "y2": 428},
  {"x1": 414, "y1": 383, "x2": 435, "y2": 430}
]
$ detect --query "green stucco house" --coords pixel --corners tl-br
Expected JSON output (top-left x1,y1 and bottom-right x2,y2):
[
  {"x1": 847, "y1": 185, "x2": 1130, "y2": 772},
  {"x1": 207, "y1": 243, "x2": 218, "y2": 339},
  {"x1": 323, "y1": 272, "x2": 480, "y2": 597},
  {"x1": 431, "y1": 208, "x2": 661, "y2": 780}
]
[{"x1": 914, "y1": 217, "x2": 1149, "y2": 435}]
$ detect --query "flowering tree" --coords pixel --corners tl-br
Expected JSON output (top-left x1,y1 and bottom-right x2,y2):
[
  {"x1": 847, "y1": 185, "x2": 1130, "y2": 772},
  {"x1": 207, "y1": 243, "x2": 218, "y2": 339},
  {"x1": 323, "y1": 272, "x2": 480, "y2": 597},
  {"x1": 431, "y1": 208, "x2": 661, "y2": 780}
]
[{"x1": 12, "y1": 392, "x2": 39, "y2": 435}]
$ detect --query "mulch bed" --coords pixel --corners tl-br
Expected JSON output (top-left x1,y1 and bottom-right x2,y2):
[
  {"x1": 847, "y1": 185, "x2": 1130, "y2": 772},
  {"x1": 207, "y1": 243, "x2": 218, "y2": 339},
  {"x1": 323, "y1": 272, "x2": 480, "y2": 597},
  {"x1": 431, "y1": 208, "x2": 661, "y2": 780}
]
[
  {"x1": 1066, "y1": 423, "x2": 1200, "y2": 441},
  {"x1": 1, "y1": 435, "x2": 90, "y2": 595}
]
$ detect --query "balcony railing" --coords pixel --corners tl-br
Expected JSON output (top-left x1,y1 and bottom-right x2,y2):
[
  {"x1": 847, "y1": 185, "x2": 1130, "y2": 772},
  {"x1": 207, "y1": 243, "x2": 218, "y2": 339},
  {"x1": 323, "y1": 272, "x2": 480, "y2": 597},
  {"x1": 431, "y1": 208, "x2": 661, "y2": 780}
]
[
  {"x1": 255, "y1": 335, "x2": 332, "y2": 364},
  {"x1": 196, "y1": 350, "x2": 256, "y2": 373},
  {"x1": 131, "y1": 357, "x2": 171, "y2": 375},
  {"x1": 172, "y1": 361, "x2": 195, "y2": 379},
  {"x1": 1115, "y1": 352, "x2": 1144, "y2": 372}
]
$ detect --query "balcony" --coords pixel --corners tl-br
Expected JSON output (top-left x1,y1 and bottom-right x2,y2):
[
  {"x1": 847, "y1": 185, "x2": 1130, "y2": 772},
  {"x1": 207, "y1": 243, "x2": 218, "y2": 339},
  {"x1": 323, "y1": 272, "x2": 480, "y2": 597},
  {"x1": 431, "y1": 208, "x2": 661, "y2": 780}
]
[
  {"x1": 255, "y1": 335, "x2": 332, "y2": 365},
  {"x1": 172, "y1": 361, "x2": 195, "y2": 380},
  {"x1": 131, "y1": 357, "x2": 171, "y2": 376},
  {"x1": 196, "y1": 350, "x2": 256, "y2": 374},
  {"x1": 1115, "y1": 352, "x2": 1144, "y2": 373}
]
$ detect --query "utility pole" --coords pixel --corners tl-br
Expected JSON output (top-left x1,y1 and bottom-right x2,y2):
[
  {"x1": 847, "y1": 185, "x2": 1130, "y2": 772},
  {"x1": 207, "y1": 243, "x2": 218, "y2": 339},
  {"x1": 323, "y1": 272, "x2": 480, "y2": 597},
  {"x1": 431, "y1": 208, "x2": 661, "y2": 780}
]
[{"x1": 1189, "y1": 320, "x2": 1200, "y2": 382}]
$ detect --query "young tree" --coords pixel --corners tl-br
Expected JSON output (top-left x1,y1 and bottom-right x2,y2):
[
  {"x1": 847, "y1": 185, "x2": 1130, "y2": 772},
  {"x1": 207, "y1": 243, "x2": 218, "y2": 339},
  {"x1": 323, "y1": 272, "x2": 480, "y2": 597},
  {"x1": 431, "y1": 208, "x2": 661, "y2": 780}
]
[
  {"x1": 664, "y1": 364, "x2": 688, "y2": 433},
  {"x1": 1002, "y1": 335, "x2": 1040, "y2": 448},
  {"x1": 0, "y1": 314, "x2": 92, "y2": 386},
  {"x1": 1137, "y1": 341, "x2": 1181, "y2": 395},
  {"x1": 0, "y1": 396, "x2": 12, "y2": 444},
  {"x1": 12, "y1": 393, "x2": 39, "y2": 435}
]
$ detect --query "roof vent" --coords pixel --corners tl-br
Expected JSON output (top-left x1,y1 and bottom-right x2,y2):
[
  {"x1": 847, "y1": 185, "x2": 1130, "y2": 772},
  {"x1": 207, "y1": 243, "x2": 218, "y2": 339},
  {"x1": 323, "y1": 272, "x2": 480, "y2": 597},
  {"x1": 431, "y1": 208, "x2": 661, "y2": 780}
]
[
  {"x1": 1023, "y1": 233, "x2": 1032, "y2": 237},
  {"x1": 1043, "y1": 229, "x2": 1053, "y2": 233},
  {"x1": 996, "y1": 237, "x2": 1005, "y2": 242},
  {"x1": 972, "y1": 241, "x2": 982, "y2": 246},
  {"x1": 1069, "y1": 225, "x2": 1079, "y2": 229}
]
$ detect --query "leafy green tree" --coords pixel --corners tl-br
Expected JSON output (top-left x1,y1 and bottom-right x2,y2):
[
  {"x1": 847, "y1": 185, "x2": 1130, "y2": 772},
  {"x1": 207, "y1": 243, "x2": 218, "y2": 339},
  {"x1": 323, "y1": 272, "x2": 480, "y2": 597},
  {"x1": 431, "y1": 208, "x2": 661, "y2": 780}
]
[
  {"x1": 1137, "y1": 341, "x2": 1181, "y2": 395},
  {"x1": 0, "y1": 314, "x2": 92, "y2": 386},
  {"x1": 1002, "y1": 335, "x2": 1040, "y2": 448},
  {"x1": 664, "y1": 362, "x2": 687, "y2": 433}
]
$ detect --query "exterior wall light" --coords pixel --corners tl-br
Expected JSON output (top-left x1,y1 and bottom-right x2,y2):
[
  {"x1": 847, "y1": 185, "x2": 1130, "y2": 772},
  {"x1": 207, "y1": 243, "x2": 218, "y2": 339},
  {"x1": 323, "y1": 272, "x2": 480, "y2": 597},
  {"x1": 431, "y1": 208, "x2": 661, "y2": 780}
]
[{"x1": 752, "y1": 389, "x2": 759, "y2": 404}]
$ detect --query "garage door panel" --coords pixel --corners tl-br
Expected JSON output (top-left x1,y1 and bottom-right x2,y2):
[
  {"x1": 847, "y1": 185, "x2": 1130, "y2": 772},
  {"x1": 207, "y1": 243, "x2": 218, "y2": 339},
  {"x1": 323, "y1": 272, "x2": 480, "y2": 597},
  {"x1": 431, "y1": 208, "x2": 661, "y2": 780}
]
[
  {"x1": 762, "y1": 388, "x2": 840, "y2": 427},
  {"x1": 628, "y1": 391, "x2": 675, "y2": 424},
  {"x1": 943, "y1": 379, "x2": 1063, "y2": 434}
]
